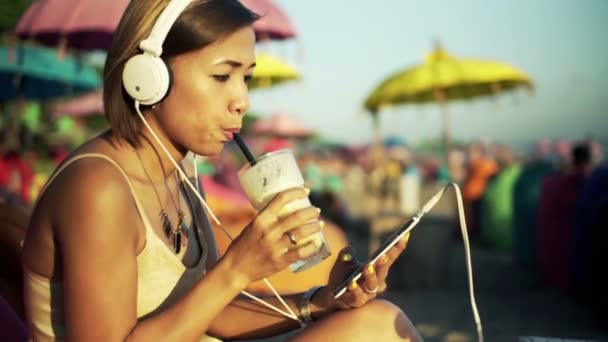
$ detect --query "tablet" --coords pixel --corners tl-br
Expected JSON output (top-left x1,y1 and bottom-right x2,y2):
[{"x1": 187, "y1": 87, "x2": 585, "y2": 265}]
[{"x1": 332, "y1": 214, "x2": 422, "y2": 299}]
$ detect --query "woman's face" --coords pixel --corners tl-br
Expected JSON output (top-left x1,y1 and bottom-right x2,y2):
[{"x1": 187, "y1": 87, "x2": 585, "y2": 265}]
[{"x1": 154, "y1": 26, "x2": 256, "y2": 156}]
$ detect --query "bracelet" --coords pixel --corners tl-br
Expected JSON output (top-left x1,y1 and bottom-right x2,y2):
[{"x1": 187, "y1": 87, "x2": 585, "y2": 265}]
[{"x1": 298, "y1": 286, "x2": 324, "y2": 325}]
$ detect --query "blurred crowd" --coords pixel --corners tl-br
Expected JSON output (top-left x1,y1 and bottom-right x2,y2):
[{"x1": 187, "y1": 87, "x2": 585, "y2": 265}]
[{"x1": 1, "y1": 124, "x2": 607, "y2": 327}]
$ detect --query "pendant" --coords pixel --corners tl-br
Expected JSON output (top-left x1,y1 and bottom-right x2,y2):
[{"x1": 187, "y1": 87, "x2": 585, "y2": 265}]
[
  {"x1": 160, "y1": 210, "x2": 172, "y2": 237},
  {"x1": 178, "y1": 210, "x2": 188, "y2": 246},
  {"x1": 173, "y1": 230, "x2": 182, "y2": 254},
  {"x1": 161, "y1": 210, "x2": 180, "y2": 254}
]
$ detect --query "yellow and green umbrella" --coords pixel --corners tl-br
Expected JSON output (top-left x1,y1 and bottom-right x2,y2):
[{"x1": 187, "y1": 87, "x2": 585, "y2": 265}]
[
  {"x1": 250, "y1": 53, "x2": 300, "y2": 90},
  {"x1": 364, "y1": 42, "x2": 533, "y2": 158}
]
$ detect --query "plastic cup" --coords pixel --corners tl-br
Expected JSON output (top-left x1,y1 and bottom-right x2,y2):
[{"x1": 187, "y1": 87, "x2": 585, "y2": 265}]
[{"x1": 238, "y1": 149, "x2": 331, "y2": 272}]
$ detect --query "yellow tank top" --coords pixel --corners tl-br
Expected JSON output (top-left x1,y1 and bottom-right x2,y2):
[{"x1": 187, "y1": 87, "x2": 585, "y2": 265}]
[{"x1": 23, "y1": 153, "x2": 222, "y2": 341}]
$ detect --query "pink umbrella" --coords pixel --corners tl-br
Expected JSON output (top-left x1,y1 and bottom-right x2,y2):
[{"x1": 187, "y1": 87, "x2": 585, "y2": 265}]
[
  {"x1": 251, "y1": 112, "x2": 314, "y2": 138},
  {"x1": 200, "y1": 176, "x2": 254, "y2": 210},
  {"x1": 52, "y1": 89, "x2": 103, "y2": 118},
  {"x1": 240, "y1": 0, "x2": 297, "y2": 40},
  {"x1": 14, "y1": 0, "x2": 129, "y2": 51},
  {"x1": 262, "y1": 137, "x2": 293, "y2": 153}
]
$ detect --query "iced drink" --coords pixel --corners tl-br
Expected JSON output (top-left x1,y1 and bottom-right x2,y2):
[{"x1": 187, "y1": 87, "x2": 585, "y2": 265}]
[{"x1": 238, "y1": 149, "x2": 330, "y2": 272}]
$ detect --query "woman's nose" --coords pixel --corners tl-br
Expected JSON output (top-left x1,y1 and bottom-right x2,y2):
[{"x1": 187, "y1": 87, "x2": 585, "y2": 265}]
[{"x1": 230, "y1": 84, "x2": 249, "y2": 116}]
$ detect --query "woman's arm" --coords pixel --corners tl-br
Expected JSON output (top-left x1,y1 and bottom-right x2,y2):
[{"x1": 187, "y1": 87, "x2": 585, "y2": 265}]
[
  {"x1": 54, "y1": 159, "x2": 322, "y2": 341},
  {"x1": 208, "y1": 237, "x2": 410, "y2": 340},
  {"x1": 53, "y1": 159, "x2": 248, "y2": 341},
  {"x1": 208, "y1": 286, "x2": 337, "y2": 340}
]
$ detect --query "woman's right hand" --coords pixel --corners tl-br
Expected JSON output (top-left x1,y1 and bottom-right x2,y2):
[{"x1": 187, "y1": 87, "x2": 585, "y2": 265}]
[{"x1": 223, "y1": 187, "x2": 323, "y2": 285}]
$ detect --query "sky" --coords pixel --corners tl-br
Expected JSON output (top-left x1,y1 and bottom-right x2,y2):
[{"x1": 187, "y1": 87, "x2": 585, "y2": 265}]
[{"x1": 248, "y1": 0, "x2": 608, "y2": 147}]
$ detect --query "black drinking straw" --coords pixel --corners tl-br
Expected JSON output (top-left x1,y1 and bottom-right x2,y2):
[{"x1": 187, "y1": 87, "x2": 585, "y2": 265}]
[{"x1": 233, "y1": 133, "x2": 257, "y2": 166}]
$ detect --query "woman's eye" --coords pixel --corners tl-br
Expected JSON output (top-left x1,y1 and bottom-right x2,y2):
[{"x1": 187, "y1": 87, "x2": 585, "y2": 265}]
[
  {"x1": 244, "y1": 75, "x2": 252, "y2": 84},
  {"x1": 213, "y1": 75, "x2": 230, "y2": 82}
]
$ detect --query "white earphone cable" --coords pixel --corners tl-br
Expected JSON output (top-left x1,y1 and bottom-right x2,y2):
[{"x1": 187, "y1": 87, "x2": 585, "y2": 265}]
[
  {"x1": 134, "y1": 102, "x2": 483, "y2": 337},
  {"x1": 450, "y1": 183, "x2": 484, "y2": 342},
  {"x1": 422, "y1": 183, "x2": 484, "y2": 342},
  {"x1": 134, "y1": 102, "x2": 303, "y2": 325}
]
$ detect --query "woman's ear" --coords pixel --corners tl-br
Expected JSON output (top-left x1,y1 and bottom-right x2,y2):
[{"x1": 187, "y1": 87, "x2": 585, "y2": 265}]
[{"x1": 158, "y1": 57, "x2": 174, "y2": 103}]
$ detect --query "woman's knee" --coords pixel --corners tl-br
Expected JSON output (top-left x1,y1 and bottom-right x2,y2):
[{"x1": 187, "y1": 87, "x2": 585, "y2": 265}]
[
  {"x1": 291, "y1": 300, "x2": 421, "y2": 341},
  {"x1": 350, "y1": 299, "x2": 422, "y2": 341},
  {"x1": 351, "y1": 299, "x2": 402, "y2": 322}
]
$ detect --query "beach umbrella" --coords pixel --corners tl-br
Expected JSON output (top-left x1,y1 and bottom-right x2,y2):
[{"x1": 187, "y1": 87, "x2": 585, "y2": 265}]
[
  {"x1": 0, "y1": 44, "x2": 101, "y2": 101},
  {"x1": 52, "y1": 88, "x2": 103, "y2": 118},
  {"x1": 201, "y1": 176, "x2": 255, "y2": 213},
  {"x1": 15, "y1": 0, "x2": 297, "y2": 49},
  {"x1": 261, "y1": 137, "x2": 293, "y2": 153},
  {"x1": 13, "y1": 0, "x2": 129, "y2": 51},
  {"x1": 241, "y1": 0, "x2": 297, "y2": 41},
  {"x1": 250, "y1": 53, "x2": 300, "y2": 90},
  {"x1": 251, "y1": 112, "x2": 314, "y2": 138},
  {"x1": 364, "y1": 41, "x2": 533, "y2": 160}
]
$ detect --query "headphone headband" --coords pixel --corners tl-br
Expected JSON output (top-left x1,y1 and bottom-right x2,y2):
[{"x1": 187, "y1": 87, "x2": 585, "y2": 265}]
[{"x1": 139, "y1": 0, "x2": 194, "y2": 57}]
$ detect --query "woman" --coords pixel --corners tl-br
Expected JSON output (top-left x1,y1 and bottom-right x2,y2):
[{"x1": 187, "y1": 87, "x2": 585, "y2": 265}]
[{"x1": 22, "y1": 0, "x2": 421, "y2": 341}]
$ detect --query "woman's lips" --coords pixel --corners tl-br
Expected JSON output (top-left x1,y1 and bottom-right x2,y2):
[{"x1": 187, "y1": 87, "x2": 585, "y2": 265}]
[
  {"x1": 223, "y1": 131, "x2": 235, "y2": 140},
  {"x1": 223, "y1": 128, "x2": 241, "y2": 141}
]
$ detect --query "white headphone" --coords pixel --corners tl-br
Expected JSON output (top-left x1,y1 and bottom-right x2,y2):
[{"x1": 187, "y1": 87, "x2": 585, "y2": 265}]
[{"x1": 122, "y1": 0, "x2": 193, "y2": 106}]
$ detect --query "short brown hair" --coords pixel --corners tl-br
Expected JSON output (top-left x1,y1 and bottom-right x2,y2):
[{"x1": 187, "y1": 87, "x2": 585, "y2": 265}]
[{"x1": 103, "y1": 0, "x2": 259, "y2": 147}]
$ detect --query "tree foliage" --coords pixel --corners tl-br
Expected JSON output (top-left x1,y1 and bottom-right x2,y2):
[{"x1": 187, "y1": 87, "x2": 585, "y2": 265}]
[{"x1": 0, "y1": 0, "x2": 34, "y2": 34}]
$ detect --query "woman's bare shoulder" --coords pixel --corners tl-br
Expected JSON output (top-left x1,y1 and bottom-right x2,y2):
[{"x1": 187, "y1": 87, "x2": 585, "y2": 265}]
[
  {"x1": 25, "y1": 140, "x2": 142, "y2": 276},
  {"x1": 41, "y1": 137, "x2": 131, "y2": 208},
  {"x1": 36, "y1": 144, "x2": 139, "y2": 244}
]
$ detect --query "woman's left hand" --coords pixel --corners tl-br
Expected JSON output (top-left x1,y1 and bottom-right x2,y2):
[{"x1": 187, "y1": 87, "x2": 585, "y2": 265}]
[{"x1": 316, "y1": 233, "x2": 411, "y2": 311}]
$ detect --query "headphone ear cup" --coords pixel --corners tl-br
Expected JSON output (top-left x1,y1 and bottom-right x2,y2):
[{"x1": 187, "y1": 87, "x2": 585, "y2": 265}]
[{"x1": 122, "y1": 54, "x2": 170, "y2": 106}]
